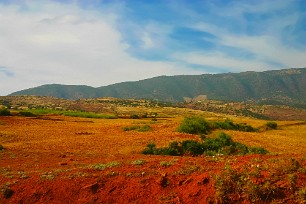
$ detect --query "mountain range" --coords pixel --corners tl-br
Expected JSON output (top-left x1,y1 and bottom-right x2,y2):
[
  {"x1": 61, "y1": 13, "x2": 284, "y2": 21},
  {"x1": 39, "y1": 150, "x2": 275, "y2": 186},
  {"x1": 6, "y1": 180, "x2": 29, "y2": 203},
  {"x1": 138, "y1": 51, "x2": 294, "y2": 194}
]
[{"x1": 9, "y1": 68, "x2": 306, "y2": 107}]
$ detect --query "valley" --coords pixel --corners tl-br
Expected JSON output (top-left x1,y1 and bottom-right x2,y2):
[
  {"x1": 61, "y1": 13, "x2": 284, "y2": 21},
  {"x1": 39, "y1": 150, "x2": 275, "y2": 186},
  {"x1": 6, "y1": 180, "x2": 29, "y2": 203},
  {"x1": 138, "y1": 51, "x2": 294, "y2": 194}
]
[{"x1": 0, "y1": 96, "x2": 306, "y2": 203}]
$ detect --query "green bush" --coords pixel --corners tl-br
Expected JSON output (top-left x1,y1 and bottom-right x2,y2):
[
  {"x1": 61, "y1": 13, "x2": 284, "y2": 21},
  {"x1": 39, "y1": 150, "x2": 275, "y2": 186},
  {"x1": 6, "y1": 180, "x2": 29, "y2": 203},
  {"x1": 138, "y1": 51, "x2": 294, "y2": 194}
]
[
  {"x1": 178, "y1": 116, "x2": 211, "y2": 135},
  {"x1": 123, "y1": 125, "x2": 152, "y2": 132},
  {"x1": 213, "y1": 119, "x2": 257, "y2": 132},
  {"x1": 0, "y1": 109, "x2": 11, "y2": 116},
  {"x1": 130, "y1": 114, "x2": 140, "y2": 119},
  {"x1": 266, "y1": 121, "x2": 277, "y2": 130},
  {"x1": 248, "y1": 147, "x2": 269, "y2": 154},
  {"x1": 142, "y1": 132, "x2": 268, "y2": 156},
  {"x1": 138, "y1": 125, "x2": 152, "y2": 132},
  {"x1": 181, "y1": 140, "x2": 204, "y2": 155},
  {"x1": 142, "y1": 143, "x2": 156, "y2": 155},
  {"x1": 19, "y1": 111, "x2": 37, "y2": 117},
  {"x1": 213, "y1": 119, "x2": 236, "y2": 130},
  {"x1": 178, "y1": 117, "x2": 257, "y2": 137},
  {"x1": 123, "y1": 125, "x2": 139, "y2": 131}
]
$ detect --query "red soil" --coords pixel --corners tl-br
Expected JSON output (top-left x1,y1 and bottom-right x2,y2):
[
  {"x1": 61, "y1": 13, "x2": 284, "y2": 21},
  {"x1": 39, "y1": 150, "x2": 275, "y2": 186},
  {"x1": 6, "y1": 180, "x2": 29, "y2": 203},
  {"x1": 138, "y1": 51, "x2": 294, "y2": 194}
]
[{"x1": 0, "y1": 116, "x2": 305, "y2": 203}]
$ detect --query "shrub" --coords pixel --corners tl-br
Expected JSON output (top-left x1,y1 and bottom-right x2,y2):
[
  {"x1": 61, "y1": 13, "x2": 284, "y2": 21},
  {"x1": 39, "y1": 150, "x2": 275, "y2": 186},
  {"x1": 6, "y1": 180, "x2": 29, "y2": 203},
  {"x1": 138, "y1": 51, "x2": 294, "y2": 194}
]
[
  {"x1": 138, "y1": 125, "x2": 152, "y2": 132},
  {"x1": 266, "y1": 121, "x2": 277, "y2": 129},
  {"x1": 213, "y1": 158, "x2": 306, "y2": 203},
  {"x1": 248, "y1": 147, "x2": 269, "y2": 154},
  {"x1": 234, "y1": 143, "x2": 249, "y2": 155},
  {"x1": 88, "y1": 161, "x2": 120, "y2": 170},
  {"x1": 143, "y1": 132, "x2": 268, "y2": 157},
  {"x1": 0, "y1": 184, "x2": 14, "y2": 199},
  {"x1": 123, "y1": 125, "x2": 139, "y2": 131},
  {"x1": 123, "y1": 125, "x2": 152, "y2": 132},
  {"x1": 213, "y1": 167, "x2": 243, "y2": 203},
  {"x1": 213, "y1": 119, "x2": 236, "y2": 130},
  {"x1": 19, "y1": 111, "x2": 37, "y2": 117},
  {"x1": 213, "y1": 166, "x2": 282, "y2": 203},
  {"x1": 178, "y1": 117, "x2": 257, "y2": 137},
  {"x1": 213, "y1": 119, "x2": 257, "y2": 132},
  {"x1": 0, "y1": 144, "x2": 4, "y2": 151},
  {"x1": 298, "y1": 186, "x2": 306, "y2": 202},
  {"x1": 181, "y1": 140, "x2": 205, "y2": 155},
  {"x1": 142, "y1": 143, "x2": 156, "y2": 155},
  {"x1": 178, "y1": 116, "x2": 211, "y2": 135},
  {"x1": 164, "y1": 141, "x2": 182, "y2": 156},
  {"x1": 130, "y1": 114, "x2": 140, "y2": 119},
  {"x1": 0, "y1": 109, "x2": 11, "y2": 116},
  {"x1": 160, "y1": 161, "x2": 174, "y2": 167},
  {"x1": 131, "y1": 159, "x2": 146, "y2": 165}
]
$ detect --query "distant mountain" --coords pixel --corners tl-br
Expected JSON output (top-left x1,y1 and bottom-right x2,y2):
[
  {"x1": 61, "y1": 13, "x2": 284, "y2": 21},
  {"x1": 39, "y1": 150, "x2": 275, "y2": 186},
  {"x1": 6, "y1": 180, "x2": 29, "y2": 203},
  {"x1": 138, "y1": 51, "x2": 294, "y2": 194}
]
[
  {"x1": 9, "y1": 68, "x2": 306, "y2": 106},
  {"x1": 10, "y1": 84, "x2": 98, "y2": 100}
]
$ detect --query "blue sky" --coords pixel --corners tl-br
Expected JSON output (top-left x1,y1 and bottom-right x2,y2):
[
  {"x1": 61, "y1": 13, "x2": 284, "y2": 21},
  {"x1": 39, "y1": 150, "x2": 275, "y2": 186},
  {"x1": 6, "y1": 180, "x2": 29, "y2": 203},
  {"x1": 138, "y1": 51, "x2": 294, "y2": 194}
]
[{"x1": 0, "y1": 0, "x2": 305, "y2": 95}]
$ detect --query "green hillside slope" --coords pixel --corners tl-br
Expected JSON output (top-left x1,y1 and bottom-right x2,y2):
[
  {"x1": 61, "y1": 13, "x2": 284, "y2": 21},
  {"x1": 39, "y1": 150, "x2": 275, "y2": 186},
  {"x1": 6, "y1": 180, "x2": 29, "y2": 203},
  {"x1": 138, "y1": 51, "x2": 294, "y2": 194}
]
[{"x1": 10, "y1": 68, "x2": 306, "y2": 106}]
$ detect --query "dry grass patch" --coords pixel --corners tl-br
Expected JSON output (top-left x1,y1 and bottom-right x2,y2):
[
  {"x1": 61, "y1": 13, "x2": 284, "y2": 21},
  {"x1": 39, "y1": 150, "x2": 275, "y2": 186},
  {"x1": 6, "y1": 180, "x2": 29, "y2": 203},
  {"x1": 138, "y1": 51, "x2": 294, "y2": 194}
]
[{"x1": 229, "y1": 122, "x2": 306, "y2": 154}]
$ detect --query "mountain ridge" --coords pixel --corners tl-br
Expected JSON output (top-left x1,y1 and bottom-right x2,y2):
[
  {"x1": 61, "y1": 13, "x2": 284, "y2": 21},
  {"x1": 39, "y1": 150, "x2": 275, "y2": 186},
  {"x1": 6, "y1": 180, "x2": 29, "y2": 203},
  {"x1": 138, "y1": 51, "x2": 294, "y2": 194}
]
[{"x1": 9, "y1": 67, "x2": 306, "y2": 106}]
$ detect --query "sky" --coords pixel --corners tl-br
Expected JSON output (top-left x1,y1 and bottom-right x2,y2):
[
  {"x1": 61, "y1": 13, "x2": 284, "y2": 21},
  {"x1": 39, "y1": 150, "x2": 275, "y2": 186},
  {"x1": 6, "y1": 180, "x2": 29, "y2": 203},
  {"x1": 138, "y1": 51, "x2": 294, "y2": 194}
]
[{"x1": 0, "y1": 0, "x2": 305, "y2": 95}]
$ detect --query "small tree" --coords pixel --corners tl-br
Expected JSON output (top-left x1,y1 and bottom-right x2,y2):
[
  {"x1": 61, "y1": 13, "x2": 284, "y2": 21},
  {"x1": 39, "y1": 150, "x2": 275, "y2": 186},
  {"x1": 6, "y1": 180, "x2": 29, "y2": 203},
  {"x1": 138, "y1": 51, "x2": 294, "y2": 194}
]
[
  {"x1": 0, "y1": 108, "x2": 11, "y2": 116},
  {"x1": 178, "y1": 116, "x2": 211, "y2": 135},
  {"x1": 266, "y1": 121, "x2": 277, "y2": 130}
]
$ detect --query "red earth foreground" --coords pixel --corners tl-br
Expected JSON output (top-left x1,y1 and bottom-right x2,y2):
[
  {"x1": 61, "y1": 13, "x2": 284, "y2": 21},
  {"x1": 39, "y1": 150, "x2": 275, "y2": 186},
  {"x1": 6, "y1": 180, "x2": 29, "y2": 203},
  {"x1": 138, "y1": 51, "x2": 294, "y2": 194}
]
[{"x1": 0, "y1": 116, "x2": 305, "y2": 203}]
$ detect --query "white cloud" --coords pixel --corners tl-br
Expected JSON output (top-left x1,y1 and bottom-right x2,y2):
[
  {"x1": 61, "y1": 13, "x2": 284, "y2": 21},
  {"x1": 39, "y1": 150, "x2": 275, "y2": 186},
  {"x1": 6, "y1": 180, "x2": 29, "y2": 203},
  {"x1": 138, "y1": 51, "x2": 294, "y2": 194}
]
[
  {"x1": 0, "y1": 0, "x2": 305, "y2": 96},
  {"x1": 0, "y1": 2, "x2": 193, "y2": 95},
  {"x1": 220, "y1": 35, "x2": 306, "y2": 68},
  {"x1": 191, "y1": 13, "x2": 306, "y2": 70},
  {"x1": 173, "y1": 51, "x2": 276, "y2": 73},
  {"x1": 140, "y1": 32, "x2": 154, "y2": 49}
]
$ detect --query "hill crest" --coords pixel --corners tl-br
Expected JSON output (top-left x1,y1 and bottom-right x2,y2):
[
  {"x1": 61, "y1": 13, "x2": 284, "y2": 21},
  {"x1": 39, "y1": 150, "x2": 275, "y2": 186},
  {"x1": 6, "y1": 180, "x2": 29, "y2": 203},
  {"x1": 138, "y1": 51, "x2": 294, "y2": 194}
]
[{"x1": 9, "y1": 68, "x2": 306, "y2": 107}]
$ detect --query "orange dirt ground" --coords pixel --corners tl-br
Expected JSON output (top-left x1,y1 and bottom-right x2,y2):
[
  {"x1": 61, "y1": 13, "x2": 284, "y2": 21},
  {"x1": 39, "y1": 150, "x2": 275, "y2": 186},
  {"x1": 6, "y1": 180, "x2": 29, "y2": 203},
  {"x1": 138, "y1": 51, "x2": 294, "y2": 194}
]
[{"x1": 0, "y1": 115, "x2": 305, "y2": 203}]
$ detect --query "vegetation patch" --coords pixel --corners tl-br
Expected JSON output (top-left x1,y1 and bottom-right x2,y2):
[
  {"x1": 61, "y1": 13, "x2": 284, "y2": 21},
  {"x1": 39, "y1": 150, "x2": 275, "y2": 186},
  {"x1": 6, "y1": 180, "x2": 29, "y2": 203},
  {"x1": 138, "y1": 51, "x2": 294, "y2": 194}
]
[
  {"x1": 176, "y1": 165, "x2": 200, "y2": 175},
  {"x1": 19, "y1": 111, "x2": 37, "y2": 117},
  {"x1": 123, "y1": 125, "x2": 152, "y2": 132},
  {"x1": 178, "y1": 116, "x2": 211, "y2": 135},
  {"x1": 17, "y1": 171, "x2": 30, "y2": 179},
  {"x1": 0, "y1": 182, "x2": 14, "y2": 199},
  {"x1": 88, "y1": 161, "x2": 121, "y2": 171},
  {"x1": 213, "y1": 157, "x2": 306, "y2": 203},
  {"x1": 40, "y1": 172, "x2": 56, "y2": 180},
  {"x1": 17, "y1": 109, "x2": 117, "y2": 119},
  {"x1": 130, "y1": 114, "x2": 141, "y2": 119},
  {"x1": 211, "y1": 119, "x2": 257, "y2": 132},
  {"x1": 178, "y1": 116, "x2": 257, "y2": 136},
  {"x1": 0, "y1": 144, "x2": 3, "y2": 151},
  {"x1": 131, "y1": 159, "x2": 146, "y2": 165},
  {"x1": 160, "y1": 161, "x2": 174, "y2": 167},
  {"x1": 266, "y1": 121, "x2": 278, "y2": 130},
  {"x1": 0, "y1": 108, "x2": 11, "y2": 116},
  {"x1": 143, "y1": 132, "x2": 268, "y2": 156}
]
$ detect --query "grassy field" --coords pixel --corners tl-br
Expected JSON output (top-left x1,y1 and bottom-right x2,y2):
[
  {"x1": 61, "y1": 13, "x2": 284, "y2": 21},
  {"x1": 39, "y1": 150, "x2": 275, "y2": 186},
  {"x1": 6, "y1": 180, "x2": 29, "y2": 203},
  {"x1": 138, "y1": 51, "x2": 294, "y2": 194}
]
[{"x1": 0, "y1": 106, "x2": 305, "y2": 203}]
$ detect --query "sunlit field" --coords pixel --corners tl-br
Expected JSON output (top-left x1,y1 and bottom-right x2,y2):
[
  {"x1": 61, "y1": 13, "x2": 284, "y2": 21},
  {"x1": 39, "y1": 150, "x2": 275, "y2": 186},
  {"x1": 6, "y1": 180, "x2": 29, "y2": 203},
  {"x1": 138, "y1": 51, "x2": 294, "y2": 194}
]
[{"x1": 1, "y1": 107, "x2": 306, "y2": 203}]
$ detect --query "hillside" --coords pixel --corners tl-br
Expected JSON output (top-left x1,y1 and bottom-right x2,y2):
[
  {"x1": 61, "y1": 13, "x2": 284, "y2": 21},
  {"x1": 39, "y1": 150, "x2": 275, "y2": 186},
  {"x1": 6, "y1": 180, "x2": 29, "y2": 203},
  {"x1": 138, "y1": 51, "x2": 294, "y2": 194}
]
[{"x1": 9, "y1": 68, "x2": 306, "y2": 106}]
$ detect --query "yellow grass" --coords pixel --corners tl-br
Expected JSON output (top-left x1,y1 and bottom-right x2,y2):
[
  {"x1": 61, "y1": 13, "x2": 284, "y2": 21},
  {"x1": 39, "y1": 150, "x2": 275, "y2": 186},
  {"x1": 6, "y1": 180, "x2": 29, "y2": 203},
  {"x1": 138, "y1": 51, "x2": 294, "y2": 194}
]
[
  {"x1": 227, "y1": 120, "x2": 306, "y2": 155},
  {"x1": 1, "y1": 109, "x2": 305, "y2": 159}
]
